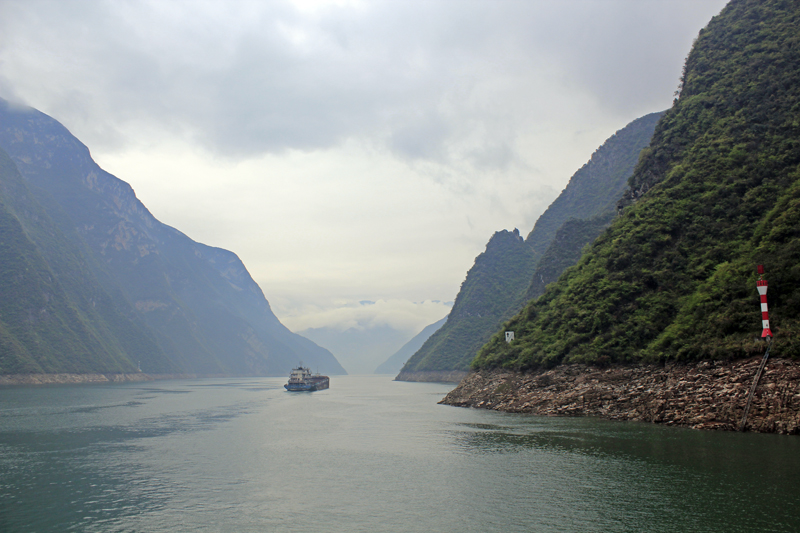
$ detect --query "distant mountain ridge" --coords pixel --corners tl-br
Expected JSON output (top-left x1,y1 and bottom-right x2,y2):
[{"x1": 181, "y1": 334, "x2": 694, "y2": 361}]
[
  {"x1": 299, "y1": 324, "x2": 414, "y2": 375},
  {"x1": 396, "y1": 111, "x2": 663, "y2": 381},
  {"x1": 524, "y1": 113, "x2": 665, "y2": 259},
  {"x1": 375, "y1": 315, "x2": 447, "y2": 375},
  {"x1": 0, "y1": 99, "x2": 345, "y2": 376}
]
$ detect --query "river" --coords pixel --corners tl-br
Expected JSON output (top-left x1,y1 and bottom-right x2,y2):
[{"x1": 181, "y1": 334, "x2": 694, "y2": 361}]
[{"x1": 1, "y1": 375, "x2": 798, "y2": 532}]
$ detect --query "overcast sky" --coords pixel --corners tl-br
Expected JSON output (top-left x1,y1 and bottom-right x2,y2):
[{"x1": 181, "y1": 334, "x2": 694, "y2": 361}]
[{"x1": 0, "y1": 0, "x2": 728, "y2": 336}]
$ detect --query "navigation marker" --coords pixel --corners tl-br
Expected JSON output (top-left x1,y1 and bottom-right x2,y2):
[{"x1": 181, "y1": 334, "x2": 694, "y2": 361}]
[{"x1": 756, "y1": 265, "x2": 772, "y2": 338}]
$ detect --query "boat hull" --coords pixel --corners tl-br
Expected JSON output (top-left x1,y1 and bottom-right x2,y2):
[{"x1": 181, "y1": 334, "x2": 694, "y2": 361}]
[{"x1": 284, "y1": 383, "x2": 319, "y2": 392}]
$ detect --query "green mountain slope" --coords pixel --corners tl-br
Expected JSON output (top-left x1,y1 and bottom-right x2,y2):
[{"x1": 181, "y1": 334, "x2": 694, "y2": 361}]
[
  {"x1": 474, "y1": 0, "x2": 800, "y2": 371},
  {"x1": 0, "y1": 100, "x2": 345, "y2": 376},
  {"x1": 397, "y1": 113, "x2": 661, "y2": 380}
]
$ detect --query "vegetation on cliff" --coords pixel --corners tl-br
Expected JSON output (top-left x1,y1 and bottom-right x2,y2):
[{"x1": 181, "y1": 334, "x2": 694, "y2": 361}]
[{"x1": 474, "y1": 0, "x2": 800, "y2": 371}]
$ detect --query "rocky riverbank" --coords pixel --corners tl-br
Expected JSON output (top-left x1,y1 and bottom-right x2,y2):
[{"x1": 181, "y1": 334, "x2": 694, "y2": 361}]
[
  {"x1": 440, "y1": 357, "x2": 800, "y2": 434},
  {"x1": 0, "y1": 373, "x2": 200, "y2": 385}
]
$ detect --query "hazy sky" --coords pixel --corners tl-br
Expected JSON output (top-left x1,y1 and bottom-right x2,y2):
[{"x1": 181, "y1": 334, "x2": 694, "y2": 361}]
[{"x1": 0, "y1": 0, "x2": 728, "y2": 336}]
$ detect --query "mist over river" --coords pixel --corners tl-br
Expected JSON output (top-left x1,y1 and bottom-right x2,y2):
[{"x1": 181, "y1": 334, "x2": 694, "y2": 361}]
[{"x1": 1, "y1": 375, "x2": 798, "y2": 532}]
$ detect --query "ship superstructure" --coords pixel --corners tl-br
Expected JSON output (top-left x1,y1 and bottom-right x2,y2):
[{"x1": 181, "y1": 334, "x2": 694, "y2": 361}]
[{"x1": 284, "y1": 365, "x2": 330, "y2": 392}]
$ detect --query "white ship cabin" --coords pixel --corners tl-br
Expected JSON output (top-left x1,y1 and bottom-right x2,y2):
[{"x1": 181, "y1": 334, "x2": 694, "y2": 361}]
[{"x1": 289, "y1": 367, "x2": 312, "y2": 383}]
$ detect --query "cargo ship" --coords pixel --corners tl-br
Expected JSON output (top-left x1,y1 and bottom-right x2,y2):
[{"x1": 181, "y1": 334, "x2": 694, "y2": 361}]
[{"x1": 284, "y1": 365, "x2": 330, "y2": 392}]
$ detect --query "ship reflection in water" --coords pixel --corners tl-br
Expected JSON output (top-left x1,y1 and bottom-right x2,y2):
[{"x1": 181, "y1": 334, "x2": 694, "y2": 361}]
[{"x1": 284, "y1": 365, "x2": 330, "y2": 392}]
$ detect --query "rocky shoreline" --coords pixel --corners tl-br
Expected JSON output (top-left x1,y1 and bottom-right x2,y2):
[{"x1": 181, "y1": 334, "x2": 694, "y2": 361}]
[
  {"x1": 440, "y1": 357, "x2": 800, "y2": 434},
  {"x1": 0, "y1": 373, "x2": 201, "y2": 386}
]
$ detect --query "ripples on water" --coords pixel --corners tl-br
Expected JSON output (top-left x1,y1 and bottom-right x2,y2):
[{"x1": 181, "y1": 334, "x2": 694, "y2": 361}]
[{"x1": 0, "y1": 375, "x2": 798, "y2": 532}]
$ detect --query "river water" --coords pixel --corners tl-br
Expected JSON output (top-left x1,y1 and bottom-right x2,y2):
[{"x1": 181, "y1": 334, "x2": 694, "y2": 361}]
[{"x1": 0, "y1": 375, "x2": 798, "y2": 532}]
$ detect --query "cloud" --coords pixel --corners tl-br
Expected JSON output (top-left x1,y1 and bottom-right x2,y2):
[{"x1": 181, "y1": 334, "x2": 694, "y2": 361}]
[
  {"x1": 0, "y1": 0, "x2": 727, "y2": 166},
  {"x1": 278, "y1": 298, "x2": 452, "y2": 333}
]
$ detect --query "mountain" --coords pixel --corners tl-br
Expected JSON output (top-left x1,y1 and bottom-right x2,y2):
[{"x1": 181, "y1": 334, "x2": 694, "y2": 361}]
[
  {"x1": 375, "y1": 315, "x2": 447, "y2": 375},
  {"x1": 0, "y1": 100, "x2": 345, "y2": 376},
  {"x1": 300, "y1": 324, "x2": 413, "y2": 375},
  {"x1": 473, "y1": 0, "x2": 800, "y2": 371},
  {"x1": 396, "y1": 112, "x2": 662, "y2": 381}
]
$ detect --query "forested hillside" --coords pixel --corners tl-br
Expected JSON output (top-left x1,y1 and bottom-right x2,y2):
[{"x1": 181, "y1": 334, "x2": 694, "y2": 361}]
[
  {"x1": 397, "y1": 113, "x2": 662, "y2": 380},
  {"x1": 474, "y1": 0, "x2": 800, "y2": 371}
]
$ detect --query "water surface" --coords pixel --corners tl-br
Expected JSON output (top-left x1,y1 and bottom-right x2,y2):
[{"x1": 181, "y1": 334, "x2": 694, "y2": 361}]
[{"x1": 1, "y1": 375, "x2": 798, "y2": 532}]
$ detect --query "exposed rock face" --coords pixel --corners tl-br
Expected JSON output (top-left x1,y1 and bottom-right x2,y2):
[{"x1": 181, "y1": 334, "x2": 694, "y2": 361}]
[{"x1": 441, "y1": 358, "x2": 800, "y2": 434}]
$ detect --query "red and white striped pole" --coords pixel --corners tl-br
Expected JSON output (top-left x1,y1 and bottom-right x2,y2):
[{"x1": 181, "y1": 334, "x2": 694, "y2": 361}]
[{"x1": 756, "y1": 265, "x2": 772, "y2": 338}]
